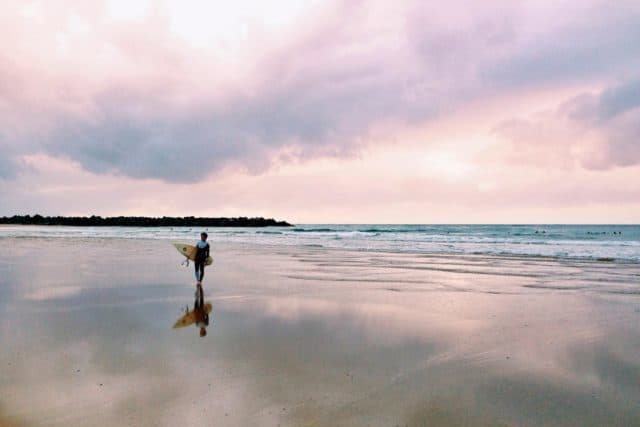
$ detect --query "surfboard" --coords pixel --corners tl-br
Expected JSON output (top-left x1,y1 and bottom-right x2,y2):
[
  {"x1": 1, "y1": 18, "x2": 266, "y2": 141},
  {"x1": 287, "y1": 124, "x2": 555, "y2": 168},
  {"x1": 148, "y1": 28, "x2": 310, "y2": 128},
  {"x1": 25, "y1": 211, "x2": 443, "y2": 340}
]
[
  {"x1": 172, "y1": 243, "x2": 213, "y2": 266},
  {"x1": 173, "y1": 303, "x2": 212, "y2": 328}
]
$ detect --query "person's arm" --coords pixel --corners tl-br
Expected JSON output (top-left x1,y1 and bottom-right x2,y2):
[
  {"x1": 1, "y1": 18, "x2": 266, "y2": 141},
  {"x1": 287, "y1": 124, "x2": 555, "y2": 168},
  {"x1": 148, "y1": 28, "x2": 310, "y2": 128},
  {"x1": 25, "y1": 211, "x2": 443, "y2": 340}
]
[{"x1": 205, "y1": 243, "x2": 210, "y2": 259}]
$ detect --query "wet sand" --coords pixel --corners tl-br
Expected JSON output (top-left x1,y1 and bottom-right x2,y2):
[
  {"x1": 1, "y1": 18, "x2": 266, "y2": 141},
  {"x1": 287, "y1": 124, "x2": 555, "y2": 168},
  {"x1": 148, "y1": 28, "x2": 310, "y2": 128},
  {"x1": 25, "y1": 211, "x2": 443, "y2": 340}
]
[{"x1": 0, "y1": 238, "x2": 639, "y2": 426}]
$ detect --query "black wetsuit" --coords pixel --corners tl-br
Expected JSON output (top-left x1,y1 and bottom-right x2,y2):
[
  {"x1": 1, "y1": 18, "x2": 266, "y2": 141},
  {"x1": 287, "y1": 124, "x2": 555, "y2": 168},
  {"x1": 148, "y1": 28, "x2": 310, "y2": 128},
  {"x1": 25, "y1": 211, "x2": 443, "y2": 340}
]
[{"x1": 194, "y1": 241, "x2": 209, "y2": 282}]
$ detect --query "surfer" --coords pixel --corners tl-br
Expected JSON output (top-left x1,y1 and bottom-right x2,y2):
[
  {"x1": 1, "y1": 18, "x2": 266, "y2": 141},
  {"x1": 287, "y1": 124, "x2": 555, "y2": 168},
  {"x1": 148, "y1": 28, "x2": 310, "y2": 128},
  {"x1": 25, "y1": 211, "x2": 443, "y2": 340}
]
[
  {"x1": 195, "y1": 232, "x2": 210, "y2": 285},
  {"x1": 194, "y1": 284, "x2": 209, "y2": 337}
]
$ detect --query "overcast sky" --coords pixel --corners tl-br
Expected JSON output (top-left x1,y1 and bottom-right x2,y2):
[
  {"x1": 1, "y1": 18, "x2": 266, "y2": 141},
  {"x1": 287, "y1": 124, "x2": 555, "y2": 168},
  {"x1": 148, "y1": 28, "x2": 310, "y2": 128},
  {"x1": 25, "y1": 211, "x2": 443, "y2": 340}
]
[{"x1": 1, "y1": 0, "x2": 639, "y2": 223}]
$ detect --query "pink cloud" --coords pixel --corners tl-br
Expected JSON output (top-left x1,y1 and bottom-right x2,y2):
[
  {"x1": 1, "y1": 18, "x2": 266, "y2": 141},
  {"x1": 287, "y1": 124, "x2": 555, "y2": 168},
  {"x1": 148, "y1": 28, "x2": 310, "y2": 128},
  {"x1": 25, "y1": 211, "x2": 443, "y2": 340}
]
[
  {"x1": 0, "y1": 1, "x2": 639, "y2": 220},
  {"x1": 0, "y1": 0, "x2": 636, "y2": 183},
  {"x1": 494, "y1": 80, "x2": 640, "y2": 170}
]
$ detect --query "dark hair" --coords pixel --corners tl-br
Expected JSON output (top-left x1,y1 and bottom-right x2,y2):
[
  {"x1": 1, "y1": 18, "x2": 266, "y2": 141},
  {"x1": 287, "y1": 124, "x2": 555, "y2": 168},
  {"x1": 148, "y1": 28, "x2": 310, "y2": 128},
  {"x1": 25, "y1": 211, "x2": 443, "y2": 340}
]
[{"x1": 201, "y1": 232, "x2": 208, "y2": 239}]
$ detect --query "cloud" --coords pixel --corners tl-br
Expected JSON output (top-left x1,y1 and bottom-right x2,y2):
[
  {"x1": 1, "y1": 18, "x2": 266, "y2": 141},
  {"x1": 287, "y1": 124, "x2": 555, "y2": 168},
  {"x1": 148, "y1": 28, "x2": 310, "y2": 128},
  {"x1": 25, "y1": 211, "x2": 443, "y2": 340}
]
[
  {"x1": 595, "y1": 80, "x2": 640, "y2": 120},
  {"x1": 0, "y1": 155, "x2": 20, "y2": 180},
  {"x1": 0, "y1": 137, "x2": 26, "y2": 179},
  {"x1": 483, "y1": 3, "x2": 640, "y2": 87},
  {"x1": 1, "y1": 0, "x2": 639, "y2": 182},
  {"x1": 495, "y1": 79, "x2": 640, "y2": 170},
  {"x1": 2, "y1": 1, "x2": 454, "y2": 182},
  {"x1": 565, "y1": 80, "x2": 640, "y2": 168}
]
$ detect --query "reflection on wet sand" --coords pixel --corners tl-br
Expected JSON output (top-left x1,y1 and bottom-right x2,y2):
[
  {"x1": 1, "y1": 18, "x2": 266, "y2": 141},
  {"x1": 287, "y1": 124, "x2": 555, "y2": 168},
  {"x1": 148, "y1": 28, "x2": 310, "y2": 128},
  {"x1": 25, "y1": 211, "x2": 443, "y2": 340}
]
[
  {"x1": 0, "y1": 410, "x2": 25, "y2": 427},
  {"x1": 173, "y1": 285, "x2": 212, "y2": 337},
  {"x1": 0, "y1": 239, "x2": 638, "y2": 426}
]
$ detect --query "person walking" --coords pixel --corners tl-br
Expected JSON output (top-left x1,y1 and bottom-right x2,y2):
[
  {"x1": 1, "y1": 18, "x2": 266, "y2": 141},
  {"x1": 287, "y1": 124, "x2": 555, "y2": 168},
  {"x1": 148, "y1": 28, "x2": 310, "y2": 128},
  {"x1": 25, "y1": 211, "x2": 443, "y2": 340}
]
[{"x1": 194, "y1": 232, "x2": 209, "y2": 285}]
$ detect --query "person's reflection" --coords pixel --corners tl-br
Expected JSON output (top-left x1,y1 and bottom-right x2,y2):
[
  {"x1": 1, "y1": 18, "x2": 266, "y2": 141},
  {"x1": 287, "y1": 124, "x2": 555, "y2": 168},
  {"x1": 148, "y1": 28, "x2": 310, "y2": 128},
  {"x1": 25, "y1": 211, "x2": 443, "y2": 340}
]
[
  {"x1": 194, "y1": 284, "x2": 209, "y2": 337},
  {"x1": 173, "y1": 284, "x2": 212, "y2": 334}
]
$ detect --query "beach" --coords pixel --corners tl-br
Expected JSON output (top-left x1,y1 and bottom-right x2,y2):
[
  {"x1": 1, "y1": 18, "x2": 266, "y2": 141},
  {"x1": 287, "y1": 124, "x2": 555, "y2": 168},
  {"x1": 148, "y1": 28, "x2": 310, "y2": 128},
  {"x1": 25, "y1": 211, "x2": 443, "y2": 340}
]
[{"x1": 1, "y1": 232, "x2": 639, "y2": 426}]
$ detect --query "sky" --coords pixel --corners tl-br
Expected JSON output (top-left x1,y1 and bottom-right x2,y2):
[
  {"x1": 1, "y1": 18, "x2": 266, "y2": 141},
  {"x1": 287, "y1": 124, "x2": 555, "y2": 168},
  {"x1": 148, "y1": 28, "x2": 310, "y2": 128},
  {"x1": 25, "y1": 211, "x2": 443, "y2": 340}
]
[{"x1": 1, "y1": 0, "x2": 639, "y2": 223}]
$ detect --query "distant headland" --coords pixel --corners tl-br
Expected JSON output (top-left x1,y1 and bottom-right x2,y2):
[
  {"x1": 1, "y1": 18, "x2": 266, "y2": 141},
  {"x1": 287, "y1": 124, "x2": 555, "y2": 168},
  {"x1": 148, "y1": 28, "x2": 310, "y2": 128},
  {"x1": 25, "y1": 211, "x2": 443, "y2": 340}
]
[{"x1": 0, "y1": 215, "x2": 293, "y2": 227}]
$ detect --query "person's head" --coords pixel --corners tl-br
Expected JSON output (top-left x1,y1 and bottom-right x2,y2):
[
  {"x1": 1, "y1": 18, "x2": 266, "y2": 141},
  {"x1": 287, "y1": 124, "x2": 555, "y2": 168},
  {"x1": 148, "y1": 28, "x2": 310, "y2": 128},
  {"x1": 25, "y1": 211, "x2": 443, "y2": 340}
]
[
  {"x1": 200, "y1": 327, "x2": 207, "y2": 337},
  {"x1": 200, "y1": 232, "x2": 208, "y2": 241}
]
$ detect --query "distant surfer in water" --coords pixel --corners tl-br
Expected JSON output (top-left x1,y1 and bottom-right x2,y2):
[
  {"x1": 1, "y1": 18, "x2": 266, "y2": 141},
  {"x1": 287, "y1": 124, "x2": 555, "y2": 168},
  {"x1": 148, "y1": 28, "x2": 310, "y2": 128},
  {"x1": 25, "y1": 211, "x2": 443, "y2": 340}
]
[
  {"x1": 194, "y1": 284, "x2": 209, "y2": 337},
  {"x1": 195, "y1": 232, "x2": 210, "y2": 285}
]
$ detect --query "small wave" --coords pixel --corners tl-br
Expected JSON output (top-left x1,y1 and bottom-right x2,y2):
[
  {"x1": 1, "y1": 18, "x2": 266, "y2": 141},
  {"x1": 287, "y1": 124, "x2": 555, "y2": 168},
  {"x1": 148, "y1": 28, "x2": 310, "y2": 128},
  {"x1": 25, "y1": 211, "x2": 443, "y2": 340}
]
[
  {"x1": 605, "y1": 289, "x2": 640, "y2": 295},
  {"x1": 523, "y1": 284, "x2": 586, "y2": 290},
  {"x1": 359, "y1": 228, "x2": 441, "y2": 233}
]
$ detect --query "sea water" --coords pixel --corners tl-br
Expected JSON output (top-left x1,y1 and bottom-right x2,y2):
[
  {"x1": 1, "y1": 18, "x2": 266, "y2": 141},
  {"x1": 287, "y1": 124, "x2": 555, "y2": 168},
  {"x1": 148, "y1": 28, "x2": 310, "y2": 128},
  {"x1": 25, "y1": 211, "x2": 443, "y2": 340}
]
[{"x1": 1, "y1": 224, "x2": 638, "y2": 262}]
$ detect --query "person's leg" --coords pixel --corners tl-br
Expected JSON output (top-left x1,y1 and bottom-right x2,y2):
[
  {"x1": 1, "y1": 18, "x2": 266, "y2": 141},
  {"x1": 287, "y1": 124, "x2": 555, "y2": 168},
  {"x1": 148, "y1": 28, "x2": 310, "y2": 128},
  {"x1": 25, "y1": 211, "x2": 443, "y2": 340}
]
[{"x1": 195, "y1": 261, "x2": 204, "y2": 282}]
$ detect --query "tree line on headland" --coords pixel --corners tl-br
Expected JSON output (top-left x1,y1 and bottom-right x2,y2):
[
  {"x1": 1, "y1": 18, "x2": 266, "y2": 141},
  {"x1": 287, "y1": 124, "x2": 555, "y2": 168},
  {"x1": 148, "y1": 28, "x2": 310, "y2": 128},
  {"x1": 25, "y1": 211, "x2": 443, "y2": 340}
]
[{"x1": 0, "y1": 215, "x2": 292, "y2": 227}]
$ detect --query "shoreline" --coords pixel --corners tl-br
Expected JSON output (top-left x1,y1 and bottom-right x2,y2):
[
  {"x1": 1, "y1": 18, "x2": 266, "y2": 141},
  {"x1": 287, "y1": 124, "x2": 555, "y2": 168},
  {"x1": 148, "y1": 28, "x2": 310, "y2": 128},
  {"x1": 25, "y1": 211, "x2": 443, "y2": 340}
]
[{"x1": 1, "y1": 229, "x2": 638, "y2": 264}]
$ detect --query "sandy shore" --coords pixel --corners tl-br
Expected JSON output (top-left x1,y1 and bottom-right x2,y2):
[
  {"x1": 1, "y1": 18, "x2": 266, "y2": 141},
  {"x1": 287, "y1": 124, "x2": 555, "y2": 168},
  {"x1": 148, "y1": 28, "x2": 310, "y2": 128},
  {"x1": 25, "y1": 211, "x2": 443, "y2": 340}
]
[{"x1": 0, "y1": 238, "x2": 639, "y2": 426}]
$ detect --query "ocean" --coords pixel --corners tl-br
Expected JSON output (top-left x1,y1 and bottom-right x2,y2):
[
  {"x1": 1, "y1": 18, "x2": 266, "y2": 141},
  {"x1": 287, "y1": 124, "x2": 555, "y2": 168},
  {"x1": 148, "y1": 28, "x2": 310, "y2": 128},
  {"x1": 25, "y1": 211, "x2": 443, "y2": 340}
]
[{"x1": 1, "y1": 224, "x2": 638, "y2": 262}]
